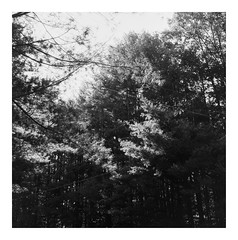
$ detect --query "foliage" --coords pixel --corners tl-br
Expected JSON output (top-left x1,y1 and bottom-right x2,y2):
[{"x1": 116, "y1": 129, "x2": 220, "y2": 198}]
[{"x1": 12, "y1": 12, "x2": 226, "y2": 228}]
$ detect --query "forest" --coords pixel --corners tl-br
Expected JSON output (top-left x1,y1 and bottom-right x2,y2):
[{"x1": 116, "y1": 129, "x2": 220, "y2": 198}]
[{"x1": 12, "y1": 12, "x2": 226, "y2": 228}]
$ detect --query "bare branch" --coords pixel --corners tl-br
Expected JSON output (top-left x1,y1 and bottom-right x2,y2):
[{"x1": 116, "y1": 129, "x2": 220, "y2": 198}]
[
  {"x1": 13, "y1": 66, "x2": 81, "y2": 99},
  {"x1": 12, "y1": 29, "x2": 72, "y2": 47},
  {"x1": 13, "y1": 100, "x2": 82, "y2": 147},
  {"x1": 13, "y1": 100, "x2": 52, "y2": 131},
  {"x1": 12, "y1": 12, "x2": 30, "y2": 18},
  {"x1": 32, "y1": 12, "x2": 79, "y2": 61},
  {"x1": 13, "y1": 48, "x2": 76, "y2": 68}
]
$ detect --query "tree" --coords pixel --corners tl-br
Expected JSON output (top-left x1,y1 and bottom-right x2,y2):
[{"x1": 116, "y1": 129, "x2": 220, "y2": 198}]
[
  {"x1": 12, "y1": 12, "x2": 226, "y2": 228},
  {"x1": 86, "y1": 13, "x2": 225, "y2": 227},
  {"x1": 12, "y1": 12, "x2": 114, "y2": 227}
]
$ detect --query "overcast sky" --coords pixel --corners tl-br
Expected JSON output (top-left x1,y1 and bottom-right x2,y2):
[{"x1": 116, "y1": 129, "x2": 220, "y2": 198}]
[{"x1": 28, "y1": 12, "x2": 174, "y2": 100}]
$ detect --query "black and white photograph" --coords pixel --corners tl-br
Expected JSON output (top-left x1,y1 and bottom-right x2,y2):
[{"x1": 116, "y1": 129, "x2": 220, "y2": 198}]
[{"x1": 11, "y1": 10, "x2": 226, "y2": 229}]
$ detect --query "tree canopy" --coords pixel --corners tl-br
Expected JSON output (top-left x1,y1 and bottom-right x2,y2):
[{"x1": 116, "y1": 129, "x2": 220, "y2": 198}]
[{"x1": 12, "y1": 12, "x2": 226, "y2": 228}]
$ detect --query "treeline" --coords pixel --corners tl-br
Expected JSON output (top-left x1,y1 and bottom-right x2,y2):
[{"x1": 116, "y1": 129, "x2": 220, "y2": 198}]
[{"x1": 12, "y1": 12, "x2": 226, "y2": 227}]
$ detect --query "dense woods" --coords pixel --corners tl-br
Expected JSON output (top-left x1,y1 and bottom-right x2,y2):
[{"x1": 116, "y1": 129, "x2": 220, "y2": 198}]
[{"x1": 12, "y1": 12, "x2": 226, "y2": 227}]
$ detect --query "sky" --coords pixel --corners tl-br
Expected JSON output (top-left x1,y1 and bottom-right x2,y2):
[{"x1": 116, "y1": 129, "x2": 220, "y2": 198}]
[
  {"x1": 3, "y1": 1, "x2": 238, "y2": 239},
  {"x1": 64, "y1": 12, "x2": 174, "y2": 100},
  {"x1": 72, "y1": 12, "x2": 174, "y2": 45},
  {"x1": 26, "y1": 12, "x2": 174, "y2": 100}
]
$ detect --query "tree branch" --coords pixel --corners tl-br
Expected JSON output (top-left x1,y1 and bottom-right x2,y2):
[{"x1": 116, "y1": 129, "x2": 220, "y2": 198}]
[
  {"x1": 13, "y1": 100, "x2": 52, "y2": 131},
  {"x1": 12, "y1": 12, "x2": 30, "y2": 18},
  {"x1": 13, "y1": 66, "x2": 81, "y2": 99}
]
